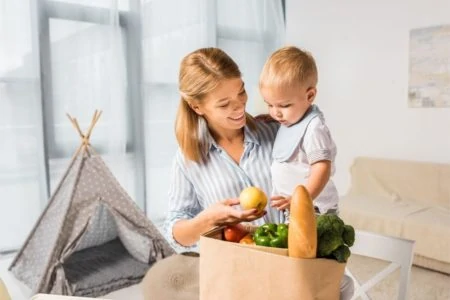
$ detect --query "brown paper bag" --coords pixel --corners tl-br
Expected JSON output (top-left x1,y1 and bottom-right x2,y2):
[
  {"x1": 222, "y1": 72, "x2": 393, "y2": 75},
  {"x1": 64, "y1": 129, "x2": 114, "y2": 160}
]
[{"x1": 200, "y1": 227, "x2": 345, "y2": 300}]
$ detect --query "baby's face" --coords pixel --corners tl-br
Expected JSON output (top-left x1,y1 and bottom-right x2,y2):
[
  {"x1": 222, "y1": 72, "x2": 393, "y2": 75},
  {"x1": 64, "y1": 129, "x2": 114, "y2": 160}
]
[{"x1": 261, "y1": 85, "x2": 316, "y2": 127}]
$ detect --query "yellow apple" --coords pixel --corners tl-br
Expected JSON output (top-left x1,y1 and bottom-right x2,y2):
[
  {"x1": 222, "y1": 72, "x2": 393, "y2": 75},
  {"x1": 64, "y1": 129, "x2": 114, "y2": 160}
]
[{"x1": 239, "y1": 186, "x2": 268, "y2": 211}]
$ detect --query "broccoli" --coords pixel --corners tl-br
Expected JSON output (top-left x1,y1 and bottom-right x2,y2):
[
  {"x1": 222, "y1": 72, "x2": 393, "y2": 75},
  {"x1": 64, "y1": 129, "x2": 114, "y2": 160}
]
[
  {"x1": 316, "y1": 214, "x2": 355, "y2": 262},
  {"x1": 317, "y1": 231, "x2": 343, "y2": 257},
  {"x1": 317, "y1": 214, "x2": 344, "y2": 237},
  {"x1": 343, "y1": 224, "x2": 355, "y2": 247},
  {"x1": 332, "y1": 245, "x2": 351, "y2": 263}
]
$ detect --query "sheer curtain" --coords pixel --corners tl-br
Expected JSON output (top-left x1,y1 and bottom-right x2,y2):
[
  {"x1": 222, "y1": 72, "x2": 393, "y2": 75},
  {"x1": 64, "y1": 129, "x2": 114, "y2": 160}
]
[
  {"x1": 141, "y1": 0, "x2": 211, "y2": 226},
  {"x1": 217, "y1": 0, "x2": 285, "y2": 115},
  {"x1": 0, "y1": 0, "x2": 42, "y2": 252},
  {"x1": 0, "y1": 0, "x2": 130, "y2": 251},
  {"x1": 0, "y1": 0, "x2": 284, "y2": 250},
  {"x1": 142, "y1": 0, "x2": 285, "y2": 225},
  {"x1": 45, "y1": 0, "x2": 130, "y2": 195}
]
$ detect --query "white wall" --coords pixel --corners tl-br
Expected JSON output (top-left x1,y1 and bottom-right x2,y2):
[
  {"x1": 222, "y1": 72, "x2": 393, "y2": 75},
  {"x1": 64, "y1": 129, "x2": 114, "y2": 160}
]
[{"x1": 286, "y1": 0, "x2": 450, "y2": 195}]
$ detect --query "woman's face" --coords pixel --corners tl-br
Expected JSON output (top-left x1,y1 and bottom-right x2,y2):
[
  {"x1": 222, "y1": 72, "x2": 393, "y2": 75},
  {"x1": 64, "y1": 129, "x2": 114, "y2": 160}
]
[{"x1": 194, "y1": 78, "x2": 247, "y2": 134}]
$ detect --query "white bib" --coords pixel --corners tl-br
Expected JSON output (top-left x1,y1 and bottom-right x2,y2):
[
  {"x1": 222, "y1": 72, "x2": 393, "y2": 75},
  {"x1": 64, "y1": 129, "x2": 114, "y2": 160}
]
[{"x1": 272, "y1": 105, "x2": 322, "y2": 162}]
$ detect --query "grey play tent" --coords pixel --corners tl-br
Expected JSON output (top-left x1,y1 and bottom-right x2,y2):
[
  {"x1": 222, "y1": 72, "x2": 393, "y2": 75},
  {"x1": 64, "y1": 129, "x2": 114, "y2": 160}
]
[{"x1": 9, "y1": 111, "x2": 174, "y2": 297}]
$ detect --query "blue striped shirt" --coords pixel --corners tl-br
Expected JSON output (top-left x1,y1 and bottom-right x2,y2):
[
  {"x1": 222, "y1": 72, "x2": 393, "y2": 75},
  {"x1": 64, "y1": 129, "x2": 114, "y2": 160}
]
[{"x1": 164, "y1": 121, "x2": 281, "y2": 252}]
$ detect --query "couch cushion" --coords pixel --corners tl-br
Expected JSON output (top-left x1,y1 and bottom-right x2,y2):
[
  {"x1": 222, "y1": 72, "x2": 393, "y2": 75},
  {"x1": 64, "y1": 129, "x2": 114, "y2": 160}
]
[
  {"x1": 402, "y1": 207, "x2": 450, "y2": 264},
  {"x1": 339, "y1": 195, "x2": 429, "y2": 237},
  {"x1": 347, "y1": 157, "x2": 450, "y2": 209}
]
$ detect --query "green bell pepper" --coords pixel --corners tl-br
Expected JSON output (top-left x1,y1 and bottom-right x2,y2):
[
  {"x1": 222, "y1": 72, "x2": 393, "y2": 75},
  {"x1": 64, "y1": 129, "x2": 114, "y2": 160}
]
[{"x1": 253, "y1": 223, "x2": 288, "y2": 248}]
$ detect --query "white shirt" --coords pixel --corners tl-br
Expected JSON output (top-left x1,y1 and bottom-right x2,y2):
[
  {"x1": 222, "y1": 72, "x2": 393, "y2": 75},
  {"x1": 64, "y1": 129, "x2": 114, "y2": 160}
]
[{"x1": 271, "y1": 111, "x2": 339, "y2": 216}]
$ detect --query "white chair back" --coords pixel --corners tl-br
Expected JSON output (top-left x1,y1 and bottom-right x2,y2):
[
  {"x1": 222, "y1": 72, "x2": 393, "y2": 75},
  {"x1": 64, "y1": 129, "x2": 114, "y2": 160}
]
[{"x1": 347, "y1": 230, "x2": 415, "y2": 300}]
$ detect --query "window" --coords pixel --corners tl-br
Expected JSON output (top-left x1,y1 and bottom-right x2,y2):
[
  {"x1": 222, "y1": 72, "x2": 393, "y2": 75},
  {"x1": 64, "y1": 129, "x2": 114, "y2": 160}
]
[{"x1": 0, "y1": 0, "x2": 285, "y2": 252}]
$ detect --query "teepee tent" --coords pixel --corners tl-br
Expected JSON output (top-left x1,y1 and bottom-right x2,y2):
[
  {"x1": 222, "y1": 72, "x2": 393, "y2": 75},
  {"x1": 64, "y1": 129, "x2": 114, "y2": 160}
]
[{"x1": 9, "y1": 111, "x2": 174, "y2": 297}]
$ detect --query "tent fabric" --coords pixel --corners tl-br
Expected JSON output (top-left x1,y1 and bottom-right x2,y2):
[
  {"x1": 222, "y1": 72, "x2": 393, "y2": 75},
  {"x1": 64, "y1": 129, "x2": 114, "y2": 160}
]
[
  {"x1": 61, "y1": 238, "x2": 149, "y2": 297},
  {"x1": 9, "y1": 151, "x2": 175, "y2": 297}
]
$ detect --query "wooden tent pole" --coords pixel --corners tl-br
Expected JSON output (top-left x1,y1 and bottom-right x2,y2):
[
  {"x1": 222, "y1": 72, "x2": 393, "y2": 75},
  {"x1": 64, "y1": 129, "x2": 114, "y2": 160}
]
[{"x1": 66, "y1": 110, "x2": 103, "y2": 157}]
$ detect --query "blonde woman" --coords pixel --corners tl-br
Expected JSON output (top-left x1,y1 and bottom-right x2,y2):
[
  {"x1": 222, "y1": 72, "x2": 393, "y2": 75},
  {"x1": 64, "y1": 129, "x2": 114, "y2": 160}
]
[{"x1": 165, "y1": 48, "x2": 280, "y2": 251}]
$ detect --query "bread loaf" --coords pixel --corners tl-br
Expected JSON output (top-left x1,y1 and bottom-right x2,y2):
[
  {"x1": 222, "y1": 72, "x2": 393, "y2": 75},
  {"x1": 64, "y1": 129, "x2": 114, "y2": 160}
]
[{"x1": 288, "y1": 185, "x2": 317, "y2": 258}]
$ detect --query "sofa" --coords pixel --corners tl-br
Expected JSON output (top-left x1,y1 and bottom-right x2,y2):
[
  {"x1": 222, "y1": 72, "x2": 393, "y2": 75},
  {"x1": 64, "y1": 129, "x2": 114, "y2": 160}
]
[{"x1": 339, "y1": 157, "x2": 450, "y2": 274}]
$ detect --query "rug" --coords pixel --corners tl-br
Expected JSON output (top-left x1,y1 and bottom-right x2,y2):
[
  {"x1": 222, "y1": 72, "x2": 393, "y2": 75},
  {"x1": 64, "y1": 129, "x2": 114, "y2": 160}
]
[{"x1": 347, "y1": 254, "x2": 450, "y2": 299}]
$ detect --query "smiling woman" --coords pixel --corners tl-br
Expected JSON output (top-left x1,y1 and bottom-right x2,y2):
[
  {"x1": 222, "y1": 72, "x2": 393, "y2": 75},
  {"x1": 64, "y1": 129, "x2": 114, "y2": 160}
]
[
  {"x1": 164, "y1": 47, "x2": 282, "y2": 252},
  {"x1": 188, "y1": 78, "x2": 249, "y2": 143}
]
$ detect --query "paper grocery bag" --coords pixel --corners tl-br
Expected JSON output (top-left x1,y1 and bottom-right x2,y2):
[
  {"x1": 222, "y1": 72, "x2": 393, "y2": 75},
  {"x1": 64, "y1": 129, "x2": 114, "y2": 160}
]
[{"x1": 200, "y1": 227, "x2": 346, "y2": 300}]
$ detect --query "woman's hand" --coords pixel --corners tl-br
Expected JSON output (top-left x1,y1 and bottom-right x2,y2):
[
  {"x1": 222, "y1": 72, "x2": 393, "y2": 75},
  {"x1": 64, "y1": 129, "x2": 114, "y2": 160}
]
[
  {"x1": 270, "y1": 195, "x2": 291, "y2": 210},
  {"x1": 202, "y1": 198, "x2": 266, "y2": 227},
  {"x1": 173, "y1": 198, "x2": 265, "y2": 247}
]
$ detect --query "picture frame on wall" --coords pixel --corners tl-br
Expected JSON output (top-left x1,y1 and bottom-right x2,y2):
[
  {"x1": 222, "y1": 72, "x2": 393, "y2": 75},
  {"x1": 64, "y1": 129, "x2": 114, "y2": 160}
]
[{"x1": 408, "y1": 24, "x2": 450, "y2": 108}]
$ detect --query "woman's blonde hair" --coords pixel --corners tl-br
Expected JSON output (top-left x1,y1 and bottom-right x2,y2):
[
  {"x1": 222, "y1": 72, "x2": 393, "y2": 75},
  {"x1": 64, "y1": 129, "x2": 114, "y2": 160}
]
[
  {"x1": 259, "y1": 46, "x2": 318, "y2": 91},
  {"x1": 176, "y1": 47, "x2": 255, "y2": 163}
]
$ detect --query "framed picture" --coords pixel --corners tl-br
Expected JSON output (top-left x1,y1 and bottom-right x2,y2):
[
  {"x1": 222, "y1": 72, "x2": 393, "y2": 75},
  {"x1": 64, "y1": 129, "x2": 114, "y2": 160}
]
[{"x1": 408, "y1": 24, "x2": 450, "y2": 108}]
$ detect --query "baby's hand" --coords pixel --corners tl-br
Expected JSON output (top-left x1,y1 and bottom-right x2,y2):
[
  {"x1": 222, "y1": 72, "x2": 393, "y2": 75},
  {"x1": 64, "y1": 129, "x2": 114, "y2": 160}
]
[{"x1": 270, "y1": 195, "x2": 291, "y2": 210}]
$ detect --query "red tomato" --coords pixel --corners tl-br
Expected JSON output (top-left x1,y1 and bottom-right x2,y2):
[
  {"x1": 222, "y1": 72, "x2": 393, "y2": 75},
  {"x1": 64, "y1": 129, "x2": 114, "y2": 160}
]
[{"x1": 224, "y1": 224, "x2": 248, "y2": 243}]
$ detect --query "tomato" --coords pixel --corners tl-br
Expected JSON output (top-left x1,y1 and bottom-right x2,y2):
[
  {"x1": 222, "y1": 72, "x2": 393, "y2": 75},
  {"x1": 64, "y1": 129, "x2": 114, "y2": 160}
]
[{"x1": 224, "y1": 224, "x2": 248, "y2": 243}]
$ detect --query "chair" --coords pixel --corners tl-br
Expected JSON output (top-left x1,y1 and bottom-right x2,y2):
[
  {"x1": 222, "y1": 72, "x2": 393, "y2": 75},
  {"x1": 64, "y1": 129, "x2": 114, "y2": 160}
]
[{"x1": 346, "y1": 230, "x2": 415, "y2": 300}]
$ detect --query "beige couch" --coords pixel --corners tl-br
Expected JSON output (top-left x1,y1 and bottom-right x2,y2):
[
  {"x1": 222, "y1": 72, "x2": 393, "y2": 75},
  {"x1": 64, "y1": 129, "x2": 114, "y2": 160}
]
[{"x1": 340, "y1": 157, "x2": 450, "y2": 274}]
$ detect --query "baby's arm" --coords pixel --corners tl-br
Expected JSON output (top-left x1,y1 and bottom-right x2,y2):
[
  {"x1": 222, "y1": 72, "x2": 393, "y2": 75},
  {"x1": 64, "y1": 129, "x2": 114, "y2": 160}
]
[
  {"x1": 305, "y1": 160, "x2": 331, "y2": 200},
  {"x1": 302, "y1": 115, "x2": 335, "y2": 202}
]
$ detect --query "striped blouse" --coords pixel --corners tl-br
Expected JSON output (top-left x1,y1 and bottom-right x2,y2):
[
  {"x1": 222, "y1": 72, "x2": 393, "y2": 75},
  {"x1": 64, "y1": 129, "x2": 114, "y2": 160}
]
[{"x1": 164, "y1": 120, "x2": 281, "y2": 252}]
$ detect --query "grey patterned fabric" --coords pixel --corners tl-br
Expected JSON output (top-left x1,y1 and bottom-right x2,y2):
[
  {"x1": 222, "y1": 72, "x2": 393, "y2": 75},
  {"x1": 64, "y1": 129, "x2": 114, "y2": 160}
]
[
  {"x1": 9, "y1": 149, "x2": 175, "y2": 297},
  {"x1": 63, "y1": 238, "x2": 150, "y2": 297}
]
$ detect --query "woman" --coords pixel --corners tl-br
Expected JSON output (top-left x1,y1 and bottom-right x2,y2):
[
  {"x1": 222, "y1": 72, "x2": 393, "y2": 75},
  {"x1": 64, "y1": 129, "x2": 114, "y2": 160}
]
[
  {"x1": 162, "y1": 47, "x2": 354, "y2": 300},
  {"x1": 164, "y1": 47, "x2": 280, "y2": 251}
]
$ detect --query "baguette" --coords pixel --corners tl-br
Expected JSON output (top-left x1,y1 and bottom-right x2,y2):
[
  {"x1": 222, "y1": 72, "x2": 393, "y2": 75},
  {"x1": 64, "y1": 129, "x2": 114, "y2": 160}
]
[{"x1": 288, "y1": 185, "x2": 317, "y2": 258}]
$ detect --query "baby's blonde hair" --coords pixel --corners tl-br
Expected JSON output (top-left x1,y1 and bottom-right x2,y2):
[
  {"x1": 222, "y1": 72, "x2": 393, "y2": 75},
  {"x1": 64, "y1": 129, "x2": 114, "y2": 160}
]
[{"x1": 259, "y1": 46, "x2": 318, "y2": 91}]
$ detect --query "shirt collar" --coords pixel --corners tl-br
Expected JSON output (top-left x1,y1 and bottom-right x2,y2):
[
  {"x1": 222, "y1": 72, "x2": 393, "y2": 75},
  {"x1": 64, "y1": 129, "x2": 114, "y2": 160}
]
[{"x1": 202, "y1": 124, "x2": 260, "y2": 154}]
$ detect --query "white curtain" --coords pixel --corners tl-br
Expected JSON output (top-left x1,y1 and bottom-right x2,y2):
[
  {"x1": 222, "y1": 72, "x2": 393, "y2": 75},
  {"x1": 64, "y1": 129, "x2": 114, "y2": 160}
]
[
  {"x1": 0, "y1": 0, "x2": 42, "y2": 252},
  {"x1": 142, "y1": 0, "x2": 285, "y2": 225},
  {"x1": 0, "y1": 0, "x2": 129, "y2": 251},
  {"x1": 217, "y1": 0, "x2": 285, "y2": 114},
  {"x1": 141, "y1": 0, "x2": 211, "y2": 225},
  {"x1": 46, "y1": 0, "x2": 129, "y2": 192},
  {"x1": 0, "y1": 0, "x2": 284, "y2": 250}
]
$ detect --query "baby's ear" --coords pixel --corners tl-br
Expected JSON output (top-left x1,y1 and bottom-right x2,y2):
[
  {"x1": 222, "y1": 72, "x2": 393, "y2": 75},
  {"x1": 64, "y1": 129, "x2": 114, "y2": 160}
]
[{"x1": 307, "y1": 87, "x2": 317, "y2": 103}]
